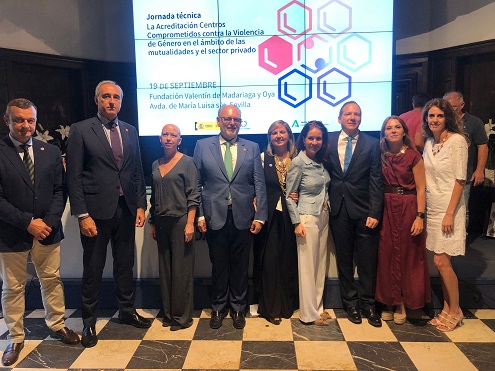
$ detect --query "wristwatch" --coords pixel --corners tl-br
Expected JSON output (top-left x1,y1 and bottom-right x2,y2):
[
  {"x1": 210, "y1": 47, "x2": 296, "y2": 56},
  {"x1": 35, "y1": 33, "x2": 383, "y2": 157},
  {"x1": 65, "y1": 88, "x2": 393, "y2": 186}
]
[{"x1": 416, "y1": 212, "x2": 425, "y2": 219}]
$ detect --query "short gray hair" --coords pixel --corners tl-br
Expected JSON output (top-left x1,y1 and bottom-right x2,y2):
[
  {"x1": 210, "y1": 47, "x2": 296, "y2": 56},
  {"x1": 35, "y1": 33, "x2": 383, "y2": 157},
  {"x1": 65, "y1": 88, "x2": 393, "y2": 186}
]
[{"x1": 95, "y1": 80, "x2": 123, "y2": 98}]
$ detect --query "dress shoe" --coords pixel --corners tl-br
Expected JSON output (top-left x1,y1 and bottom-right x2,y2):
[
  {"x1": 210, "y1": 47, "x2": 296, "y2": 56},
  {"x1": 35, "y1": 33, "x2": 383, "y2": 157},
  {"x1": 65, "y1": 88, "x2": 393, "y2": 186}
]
[
  {"x1": 346, "y1": 307, "x2": 362, "y2": 324},
  {"x1": 210, "y1": 310, "x2": 227, "y2": 329},
  {"x1": 50, "y1": 326, "x2": 80, "y2": 345},
  {"x1": 119, "y1": 312, "x2": 152, "y2": 328},
  {"x1": 231, "y1": 311, "x2": 246, "y2": 329},
  {"x1": 81, "y1": 326, "x2": 98, "y2": 348},
  {"x1": 2, "y1": 342, "x2": 24, "y2": 366},
  {"x1": 363, "y1": 308, "x2": 382, "y2": 327}
]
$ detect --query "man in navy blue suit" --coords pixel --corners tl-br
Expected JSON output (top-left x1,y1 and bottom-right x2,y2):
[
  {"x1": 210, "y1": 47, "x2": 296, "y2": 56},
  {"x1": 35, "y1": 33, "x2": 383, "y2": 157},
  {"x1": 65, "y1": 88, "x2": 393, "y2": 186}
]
[
  {"x1": 66, "y1": 81, "x2": 149, "y2": 348},
  {"x1": 327, "y1": 101, "x2": 384, "y2": 327},
  {"x1": 0, "y1": 99, "x2": 79, "y2": 366},
  {"x1": 194, "y1": 105, "x2": 267, "y2": 329}
]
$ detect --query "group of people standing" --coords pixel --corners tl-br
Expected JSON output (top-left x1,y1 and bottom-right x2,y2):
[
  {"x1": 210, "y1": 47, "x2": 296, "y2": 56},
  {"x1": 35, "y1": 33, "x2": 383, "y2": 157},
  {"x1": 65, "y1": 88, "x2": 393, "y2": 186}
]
[{"x1": 0, "y1": 79, "x2": 482, "y2": 365}]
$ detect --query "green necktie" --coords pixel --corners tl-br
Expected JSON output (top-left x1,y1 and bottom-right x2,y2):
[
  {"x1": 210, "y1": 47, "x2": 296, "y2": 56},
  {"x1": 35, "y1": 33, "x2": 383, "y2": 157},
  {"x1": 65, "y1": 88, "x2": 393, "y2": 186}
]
[
  {"x1": 224, "y1": 141, "x2": 233, "y2": 180},
  {"x1": 20, "y1": 144, "x2": 34, "y2": 183}
]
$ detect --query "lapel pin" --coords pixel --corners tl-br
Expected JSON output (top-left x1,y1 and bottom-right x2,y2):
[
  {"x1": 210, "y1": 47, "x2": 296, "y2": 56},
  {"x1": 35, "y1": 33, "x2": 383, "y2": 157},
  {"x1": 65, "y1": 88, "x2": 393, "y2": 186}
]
[
  {"x1": 126, "y1": 128, "x2": 129, "y2": 132},
  {"x1": 269, "y1": 164, "x2": 273, "y2": 167},
  {"x1": 41, "y1": 147, "x2": 45, "y2": 151}
]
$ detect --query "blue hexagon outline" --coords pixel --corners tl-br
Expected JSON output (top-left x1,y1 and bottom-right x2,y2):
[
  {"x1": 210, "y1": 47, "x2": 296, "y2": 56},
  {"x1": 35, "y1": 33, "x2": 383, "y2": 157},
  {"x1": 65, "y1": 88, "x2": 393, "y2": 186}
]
[
  {"x1": 278, "y1": 69, "x2": 312, "y2": 108},
  {"x1": 317, "y1": 0, "x2": 352, "y2": 38},
  {"x1": 337, "y1": 33, "x2": 372, "y2": 72},
  {"x1": 317, "y1": 67, "x2": 352, "y2": 107}
]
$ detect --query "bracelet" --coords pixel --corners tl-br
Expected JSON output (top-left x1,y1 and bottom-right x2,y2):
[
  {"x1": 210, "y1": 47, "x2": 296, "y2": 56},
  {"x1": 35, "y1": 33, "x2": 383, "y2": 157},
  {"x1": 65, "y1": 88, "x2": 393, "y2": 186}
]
[
  {"x1": 78, "y1": 215, "x2": 90, "y2": 222},
  {"x1": 416, "y1": 212, "x2": 425, "y2": 219}
]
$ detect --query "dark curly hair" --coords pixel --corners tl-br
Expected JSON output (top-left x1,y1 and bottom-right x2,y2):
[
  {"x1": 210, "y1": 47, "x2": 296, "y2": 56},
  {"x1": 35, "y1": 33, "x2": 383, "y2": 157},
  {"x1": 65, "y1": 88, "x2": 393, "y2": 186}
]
[{"x1": 296, "y1": 120, "x2": 330, "y2": 165}]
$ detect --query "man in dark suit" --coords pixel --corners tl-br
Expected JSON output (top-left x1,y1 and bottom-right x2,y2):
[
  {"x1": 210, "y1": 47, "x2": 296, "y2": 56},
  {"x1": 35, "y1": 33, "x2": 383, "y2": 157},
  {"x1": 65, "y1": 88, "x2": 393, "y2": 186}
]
[
  {"x1": 66, "y1": 81, "x2": 149, "y2": 348},
  {"x1": 328, "y1": 101, "x2": 384, "y2": 327},
  {"x1": 194, "y1": 105, "x2": 267, "y2": 329},
  {"x1": 0, "y1": 99, "x2": 79, "y2": 366}
]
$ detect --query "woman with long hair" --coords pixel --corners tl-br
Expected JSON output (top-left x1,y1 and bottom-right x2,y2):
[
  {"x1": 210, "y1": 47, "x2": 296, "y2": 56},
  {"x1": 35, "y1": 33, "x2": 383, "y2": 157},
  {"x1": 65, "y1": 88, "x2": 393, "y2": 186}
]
[
  {"x1": 422, "y1": 98, "x2": 468, "y2": 332},
  {"x1": 285, "y1": 121, "x2": 331, "y2": 325},
  {"x1": 253, "y1": 120, "x2": 299, "y2": 325},
  {"x1": 375, "y1": 116, "x2": 431, "y2": 324}
]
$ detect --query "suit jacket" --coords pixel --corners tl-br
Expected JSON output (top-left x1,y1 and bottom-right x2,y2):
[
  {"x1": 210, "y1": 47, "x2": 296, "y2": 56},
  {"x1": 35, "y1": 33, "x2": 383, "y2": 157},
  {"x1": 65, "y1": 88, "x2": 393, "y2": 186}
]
[
  {"x1": 327, "y1": 131, "x2": 383, "y2": 220},
  {"x1": 193, "y1": 135, "x2": 268, "y2": 230},
  {"x1": 0, "y1": 136, "x2": 65, "y2": 252},
  {"x1": 66, "y1": 116, "x2": 147, "y2": 220}
]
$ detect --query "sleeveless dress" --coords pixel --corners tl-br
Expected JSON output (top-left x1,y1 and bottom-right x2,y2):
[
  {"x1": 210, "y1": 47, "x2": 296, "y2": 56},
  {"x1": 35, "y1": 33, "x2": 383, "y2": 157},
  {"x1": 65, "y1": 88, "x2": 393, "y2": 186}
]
[
  {"x1": 376, "y1": 148, "x2": 431, "y2": 309},
  {"x1": 423, "y1": 134, "x2": 468, "y2": 256}
]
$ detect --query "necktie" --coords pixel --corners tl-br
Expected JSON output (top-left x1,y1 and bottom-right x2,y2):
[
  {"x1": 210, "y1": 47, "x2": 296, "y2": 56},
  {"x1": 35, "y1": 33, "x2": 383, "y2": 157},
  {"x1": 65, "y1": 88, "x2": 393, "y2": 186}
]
[
  {"x1": 109, "y1": 122, "x2": 123, "y2": 169},
  {"x1": 20, "y1": 144, "x2": 34, "y2": 183},
  {"x1": 224, "y1": 141, "x2": 233, "y2": 180},
  {"x1": 343, "y1": 136, "x2": 353, "y2": 172}
]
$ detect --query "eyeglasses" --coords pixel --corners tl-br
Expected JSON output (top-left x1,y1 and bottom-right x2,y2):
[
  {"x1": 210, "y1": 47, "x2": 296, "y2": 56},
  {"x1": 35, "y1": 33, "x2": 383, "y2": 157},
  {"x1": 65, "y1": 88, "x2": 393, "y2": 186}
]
[{"x1": 220, "y1": 116, "x2": 242, "y2": 124}]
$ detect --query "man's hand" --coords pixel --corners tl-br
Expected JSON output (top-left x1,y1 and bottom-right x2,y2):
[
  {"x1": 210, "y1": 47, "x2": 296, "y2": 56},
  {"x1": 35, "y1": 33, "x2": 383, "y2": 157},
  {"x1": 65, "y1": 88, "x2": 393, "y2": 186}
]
[
  {"x1": 27, "y1": 218, "x2": 52, "y2": 241},
  {"x1": 197, "y1": 219, "x2": 207, "y2": 233},
  {"x1": 288, "y1": 192, "x2": 299, "y2": 203},
  {"x1": 366, "y1": 217, "x2": 379, "y2": 229},
  {"x1": 471, "y1": 169, "x2": 485, "y2": 186},
  {"x1": 135, "y1": 208, "x2": 145, "y2": 227},
  {"x1": 79, "y1": 216, "x2": 97, "y2": 237},
  {"x1": 250, "y1": 221, "x2": 263, "y2": 234}
]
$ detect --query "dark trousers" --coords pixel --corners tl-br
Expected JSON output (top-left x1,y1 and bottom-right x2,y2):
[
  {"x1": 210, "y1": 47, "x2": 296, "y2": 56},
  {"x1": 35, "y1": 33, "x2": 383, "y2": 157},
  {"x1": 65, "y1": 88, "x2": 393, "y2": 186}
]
[
  {"x1": 206, "y1": 208, "x2": 251, "y2": 313},
  {"x1": 330, "y1": 200, "x2": 379, "y2": 310},
  {"x1": 81, "y1": 197, "x2": 136, "y2": 327},
  {"x1": 155, "y1": 215, "x2": 194, "y2": 328}
]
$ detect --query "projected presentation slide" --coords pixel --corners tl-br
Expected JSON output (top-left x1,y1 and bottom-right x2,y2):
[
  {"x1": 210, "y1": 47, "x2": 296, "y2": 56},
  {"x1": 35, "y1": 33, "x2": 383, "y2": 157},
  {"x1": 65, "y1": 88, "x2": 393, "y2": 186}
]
[{"x1": 133, "y1": 0, "x2": 393, "y2": 136}]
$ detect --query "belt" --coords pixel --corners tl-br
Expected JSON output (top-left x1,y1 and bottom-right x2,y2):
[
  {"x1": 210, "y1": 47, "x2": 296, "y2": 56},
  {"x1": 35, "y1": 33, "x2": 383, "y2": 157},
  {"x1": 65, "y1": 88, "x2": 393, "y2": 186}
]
[{"x1": 384, "y1": 185, "x2": 416, "y2": 195}]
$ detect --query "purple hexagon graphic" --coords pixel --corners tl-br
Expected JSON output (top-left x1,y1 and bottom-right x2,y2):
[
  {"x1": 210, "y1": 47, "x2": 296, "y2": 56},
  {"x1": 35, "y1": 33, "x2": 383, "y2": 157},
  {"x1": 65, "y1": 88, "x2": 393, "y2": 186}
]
[
  {"x1": 278, "y1": 69, "x2": 312, "y2": 108},
  {"x1": 337, "y1": 33, "x2": 372, "y2": 72},
  {"x1": 277, "y1": 0, "x2": 312, "y2": 40},
  {"x1": 317, "y1": 0, "x2": 352, "y2": 39},
  {"x1": 317, "y1": 67, "x2": 351, "y2": 106},
  {"x1": 258, "y1": 36, "x2": 293, "y2": 75}
]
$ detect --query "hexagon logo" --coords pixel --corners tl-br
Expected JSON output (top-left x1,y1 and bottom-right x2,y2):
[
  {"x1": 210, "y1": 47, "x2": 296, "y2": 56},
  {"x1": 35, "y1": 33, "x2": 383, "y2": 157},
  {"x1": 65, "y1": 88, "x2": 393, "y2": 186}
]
[
  {"x1": 317, "y1": 0, "x2": 352, "y2": 38},
  {"x1": 317, "y1": 67, "x2": 351, "y2": 106},
  {"x1": 258, "y1": 36, "x2": 293, "y2": 75},
  {"x1": 278, "y1": 69, "x2": 312, "y2": 108},
  {"x1": 278, "y1": 0, "x2": 312, "y2": 40},
  {"x1": 337, "y1": 33, "x2": 372, "y2": 72}
]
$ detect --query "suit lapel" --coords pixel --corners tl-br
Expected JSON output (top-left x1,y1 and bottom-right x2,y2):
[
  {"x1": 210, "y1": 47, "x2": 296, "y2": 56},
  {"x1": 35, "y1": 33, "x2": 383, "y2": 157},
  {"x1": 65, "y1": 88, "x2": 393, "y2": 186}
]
[
  {"x1": 232, "y1": 139, "x2": 247, "y2": 179},
  {"x1": 91, "y1": 117, "x2": 119, "y2": 170},
  {"x1": 347, "y1": 132, "x2": 365, "y2": 174},
  {"x1": 1, "y1": 136, "x2": 34, "y2": 190},
  {"x1": 329, "y1": 132, "x2": 343, "y2": 176},
  {"x1": 209, "y1": 137, "x2": 229, "y2": 180},
  {"x1": 119, "y1": 122, "x2": 131, "y2": 169}
]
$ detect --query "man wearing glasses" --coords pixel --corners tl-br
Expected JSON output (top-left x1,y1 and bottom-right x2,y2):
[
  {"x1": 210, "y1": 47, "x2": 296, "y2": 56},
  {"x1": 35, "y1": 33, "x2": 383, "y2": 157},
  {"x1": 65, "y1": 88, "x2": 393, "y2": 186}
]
[{"x1": 194, "y1": 105, "x2": 267, "y2": 329}]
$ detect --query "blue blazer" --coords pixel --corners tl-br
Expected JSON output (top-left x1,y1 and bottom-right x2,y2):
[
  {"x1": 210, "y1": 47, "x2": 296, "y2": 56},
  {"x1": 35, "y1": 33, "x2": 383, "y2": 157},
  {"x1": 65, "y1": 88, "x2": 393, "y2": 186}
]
[
  {"x1": 0, "y1": 136, "x2": 65, "y2": 252},
  {"x1": 193, "y1": 135, "x2": 268, "y2": 230},
  {"x1": 66, "y1": 116, "x2": 147, "y2": 220}
]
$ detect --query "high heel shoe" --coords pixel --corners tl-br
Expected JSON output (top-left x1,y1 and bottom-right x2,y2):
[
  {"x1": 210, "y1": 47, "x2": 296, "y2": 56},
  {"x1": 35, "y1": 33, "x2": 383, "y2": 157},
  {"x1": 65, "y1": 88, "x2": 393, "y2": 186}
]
[
  {"x1": 428, "y1": 310, "x2": 448, "y2": 326},
  {"x1": 436, "y1": 314, "x2": 464, "y2": 332}
]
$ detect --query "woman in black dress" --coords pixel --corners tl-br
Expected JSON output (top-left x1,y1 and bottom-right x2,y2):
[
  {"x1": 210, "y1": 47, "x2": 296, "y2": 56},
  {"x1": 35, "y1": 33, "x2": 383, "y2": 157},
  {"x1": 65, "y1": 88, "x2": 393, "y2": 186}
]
[{"x1": 254, "y1": 120, "x2": 299, "y2": 325}]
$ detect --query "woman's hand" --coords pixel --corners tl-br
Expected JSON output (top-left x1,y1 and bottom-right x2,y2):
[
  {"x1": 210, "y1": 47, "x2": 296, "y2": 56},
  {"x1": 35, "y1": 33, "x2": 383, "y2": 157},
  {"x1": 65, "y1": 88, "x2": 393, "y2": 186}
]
[
  {"x1": 441, "y1": 213, "x2": 454, "y2": 235},
  {"x1": 294, "y1": 223, "x2": 306, "y2": 238},
  {"x1": 410, "y1": 217, "x2": 424, "y2": 236},
  {"x1": 184, "y1": 222, "x2": 194, "y2": 242}
]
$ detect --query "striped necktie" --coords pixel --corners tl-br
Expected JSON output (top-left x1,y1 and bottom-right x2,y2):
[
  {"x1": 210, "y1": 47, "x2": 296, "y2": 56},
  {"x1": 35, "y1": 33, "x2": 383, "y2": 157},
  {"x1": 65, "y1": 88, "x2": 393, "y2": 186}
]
[
  {"x1": 343, "y1": 136, "x2": 353, "y2": 172},
  {"x1": 20, "y1": 144, "x2": 34, "y2": 183},
  {"x1": 224, "y1": 141, "x2": 233, "y2": 180}
]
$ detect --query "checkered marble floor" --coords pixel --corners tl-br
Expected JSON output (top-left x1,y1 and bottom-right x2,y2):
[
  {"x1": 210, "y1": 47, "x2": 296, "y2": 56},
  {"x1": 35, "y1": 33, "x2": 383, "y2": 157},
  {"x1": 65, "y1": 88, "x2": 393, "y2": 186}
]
[{"x1": 0, "y1": 308, "x2": 494, "y2": 370}]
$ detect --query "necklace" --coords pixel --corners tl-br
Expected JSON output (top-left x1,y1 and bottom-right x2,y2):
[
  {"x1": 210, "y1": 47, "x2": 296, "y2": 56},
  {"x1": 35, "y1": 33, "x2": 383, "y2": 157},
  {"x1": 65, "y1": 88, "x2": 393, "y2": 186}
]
[
  {"x1": 432, "y1": 133, "x2": 449, "y2": 156},
  {"x1": 274, "y1": 155, "x2": 291, "y2": 195},
  {"x1": 386, "y1": 145, "x2": 407, "y2": 157}
]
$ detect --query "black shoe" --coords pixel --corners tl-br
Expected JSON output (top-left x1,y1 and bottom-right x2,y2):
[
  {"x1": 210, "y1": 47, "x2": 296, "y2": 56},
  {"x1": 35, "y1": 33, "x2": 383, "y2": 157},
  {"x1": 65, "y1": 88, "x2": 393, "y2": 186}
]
[
  {"x1": 363, "y1": 308, "x2": 382, "y2": 327},
  {"x1": 81, "y1": 326, "x2": 98, "y2": 348},
  {"x1": 347, "y1": 307, "x2": 362, "y2": 324},
  {"x1": 231, "y1": 311, "x2": 246, "y2": 329},
  {"x1": 119, "y1": 312, "x2": 152, "y2": 328},
  {"x1": 210, "y1": 310, "x2": 227, "y2": 329}
]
